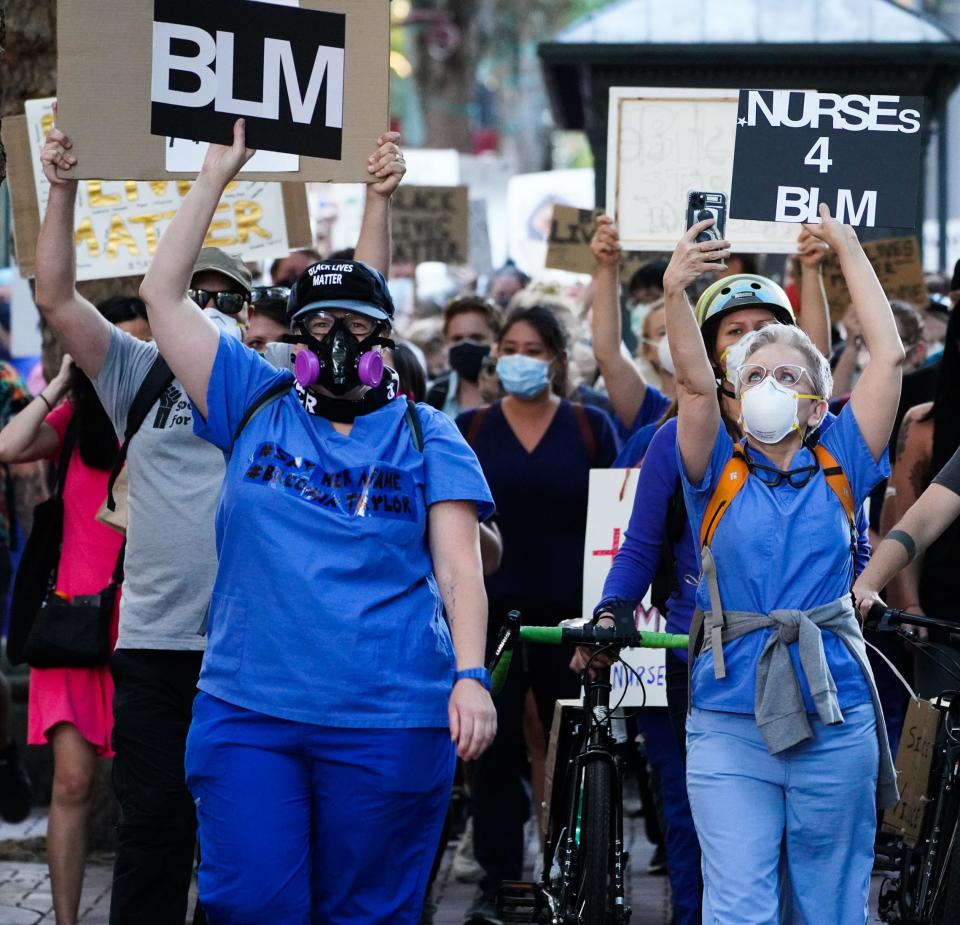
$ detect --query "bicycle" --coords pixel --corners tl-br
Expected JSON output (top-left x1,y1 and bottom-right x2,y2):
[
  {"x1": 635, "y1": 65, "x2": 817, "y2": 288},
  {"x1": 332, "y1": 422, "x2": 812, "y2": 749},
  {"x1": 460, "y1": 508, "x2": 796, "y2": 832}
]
[
  {"x1": 865, "y1": 605, "x2": 960, "y2": 925},
  {"x1": 485, "y1": 608, "x2": 688, "y2": 925}
]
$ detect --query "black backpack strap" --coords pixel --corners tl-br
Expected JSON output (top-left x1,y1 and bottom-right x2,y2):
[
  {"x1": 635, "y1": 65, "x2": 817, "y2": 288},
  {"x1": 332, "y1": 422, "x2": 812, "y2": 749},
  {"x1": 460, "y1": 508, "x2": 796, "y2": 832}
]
[
  {"x1": 55, "y1": 416, "x2": 80, "y2": 499},
  {"x1": 404, "y1": 400, "x2": 424, "y2": 453},
  {"x1": 571, "y1": 402, "x2": 597, "y2": 467},
  {"x1": 464, "y1": 405, "x2": 489, "y2": 450},
  {"x1": 232, "y1": 379, "x2": 294, "y2": 443},
  {"x1": 106, "y1": 355, "x2": 174, "y2": 511}
]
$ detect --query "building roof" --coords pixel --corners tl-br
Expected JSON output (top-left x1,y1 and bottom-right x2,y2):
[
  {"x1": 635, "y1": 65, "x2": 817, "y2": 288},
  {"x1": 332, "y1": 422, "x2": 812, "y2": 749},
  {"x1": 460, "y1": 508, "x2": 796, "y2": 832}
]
[{"x1": 554, "y1": 0, "x2": 957, "y2": 47}]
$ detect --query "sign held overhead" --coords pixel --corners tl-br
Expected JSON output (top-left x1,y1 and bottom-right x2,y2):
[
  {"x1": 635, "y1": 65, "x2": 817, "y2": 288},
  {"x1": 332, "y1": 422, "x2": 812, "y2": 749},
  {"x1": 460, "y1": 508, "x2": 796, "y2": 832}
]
[{"x1": 730, "y1": 90, "x2": 923, "y2": 229}]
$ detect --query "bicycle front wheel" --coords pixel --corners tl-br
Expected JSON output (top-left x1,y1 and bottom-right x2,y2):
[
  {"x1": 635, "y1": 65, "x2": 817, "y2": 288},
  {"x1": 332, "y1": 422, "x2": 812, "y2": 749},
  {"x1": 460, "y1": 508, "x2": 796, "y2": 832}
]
[{"x1": 575, "y1": 759, "x2": 612, "y2": 925}]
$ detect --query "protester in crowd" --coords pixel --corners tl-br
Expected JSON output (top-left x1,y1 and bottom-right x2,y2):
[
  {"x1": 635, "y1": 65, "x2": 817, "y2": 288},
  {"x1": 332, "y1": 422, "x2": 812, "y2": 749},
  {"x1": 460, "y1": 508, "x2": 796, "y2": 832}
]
[
  {"x1": 269, "y1": 248, "x2": 323, "y2": 287},
  {"x1": 426, "y1": 298, "x2": 502, "y2": 417},
  {"x1": 0, "y1": 360, "x2": 40, "y2": 826},
  {"x1": 0, "y1": 340, "x2": 124, "y2": 925},
  {"x1": 666, "y1": 206, "x2": 901, "y2": 923},
  {"x1": 135, "y1": 119, "x2": 495, "y2": 925},
  {"x1": 634, "y1": 297, "x2": 675, "y2": 399},
  {"x1": 38, "y1": 118, "x2": 404, "y2": 924},
  {"x1": 245, "y1": 286, "x2": 290, "y2": 353},
  {"x1": 486, "y1": 261, "x2": 529, "y2": 310},
  {"x1": 408, "y1": 318, "x2": 451, "y2": 380},
  {"x1": 886, "y1": 303, "x2": 960, "y2": 698},
  {"x1": 456, "y1": 304, "x2": 618, "y2": 924},
  {"x1": 97, "y1": 295, "x2": 152, "y2": 342},
  {"x1": 389, "y1": 342, "x2": 428, "y2": 403},
  {"x1": 623, "y1": 259, "x2": 667, "y2": 354}
]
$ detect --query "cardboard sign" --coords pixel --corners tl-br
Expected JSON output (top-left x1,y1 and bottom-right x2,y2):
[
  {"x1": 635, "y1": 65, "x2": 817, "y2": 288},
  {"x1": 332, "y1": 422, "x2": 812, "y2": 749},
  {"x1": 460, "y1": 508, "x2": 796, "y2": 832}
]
[
  {"x1": 546, "y1": 205, "x2": 602, "y2": 275},
  {"x1": 606, "y1": 87, "x2": 803, "y2": 255},
  {"x1": 55, "y1": 0, "x2": 388, "y2": 182},
  {"x1": 583, "y1": 469, "x2": 666, "y2": 708},
  {"x1": 821, "y1": 236, "x2": 926, "y2": 319},
  {"x1": 2, "y1": 106, "x2": 311, "y2": 281},
  {"x1": 731, "y1": 90, "x2": 923, "y2": 229},
  {"x1": 883, "y1": 698, "x2": 940, "y2": 846},
  {"x1": 391, "y1": 186, "x2": 469, "y2": 266}
]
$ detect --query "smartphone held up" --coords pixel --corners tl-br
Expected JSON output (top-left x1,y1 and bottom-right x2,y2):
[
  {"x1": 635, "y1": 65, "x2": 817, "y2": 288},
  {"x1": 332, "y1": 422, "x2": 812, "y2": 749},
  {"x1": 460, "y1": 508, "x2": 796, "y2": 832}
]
[{"x1": 686, "y1": 191, "x2": 727, "y2": 262}]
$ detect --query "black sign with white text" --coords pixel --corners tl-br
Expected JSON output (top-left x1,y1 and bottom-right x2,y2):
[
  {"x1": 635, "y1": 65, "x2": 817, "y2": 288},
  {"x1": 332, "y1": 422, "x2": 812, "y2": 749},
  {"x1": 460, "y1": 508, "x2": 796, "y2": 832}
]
[
  {"x1": 730, "y1": 90, "x2": 923, "y2": 229},
  {"x1": 150, "y1": 0, "x2": 345, "y2": 159}
]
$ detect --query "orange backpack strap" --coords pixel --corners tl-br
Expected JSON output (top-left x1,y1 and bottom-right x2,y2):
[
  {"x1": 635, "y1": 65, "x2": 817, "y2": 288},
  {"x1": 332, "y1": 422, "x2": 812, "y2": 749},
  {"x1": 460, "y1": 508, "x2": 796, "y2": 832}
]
[
  {"x1": 571, "y1": 403, "x2": 597, "y2": 467},
  {"x1": 813, "y1": 444, "x2": 855, "y2": 527},
  {"x1": 699, "y1": 446, "x2": 750, "y2": 549}
]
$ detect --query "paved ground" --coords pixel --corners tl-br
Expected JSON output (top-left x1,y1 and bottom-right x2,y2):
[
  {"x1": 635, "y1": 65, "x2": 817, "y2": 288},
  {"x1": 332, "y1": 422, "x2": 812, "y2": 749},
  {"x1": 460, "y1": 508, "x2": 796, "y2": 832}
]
[{"x1": 0, "y1": 806, "x2": 888, "y2": 924}]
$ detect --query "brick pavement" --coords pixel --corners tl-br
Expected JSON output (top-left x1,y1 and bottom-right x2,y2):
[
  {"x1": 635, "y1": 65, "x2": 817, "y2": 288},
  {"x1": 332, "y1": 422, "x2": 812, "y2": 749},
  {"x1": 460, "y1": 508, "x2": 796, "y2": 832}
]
[{"x1": 0, "y1": 807, "x2": 887, "y2": 924}]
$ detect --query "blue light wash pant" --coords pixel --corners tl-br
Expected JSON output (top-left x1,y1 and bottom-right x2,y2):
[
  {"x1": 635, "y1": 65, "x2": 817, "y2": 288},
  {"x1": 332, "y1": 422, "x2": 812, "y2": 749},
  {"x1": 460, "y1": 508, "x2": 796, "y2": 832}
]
[
  {"x1": 185, "y1": 692, "x2": 455, "y2": 925},
  {"x1": 686, "y1": 703, "x2": 878, "y2": 925}
]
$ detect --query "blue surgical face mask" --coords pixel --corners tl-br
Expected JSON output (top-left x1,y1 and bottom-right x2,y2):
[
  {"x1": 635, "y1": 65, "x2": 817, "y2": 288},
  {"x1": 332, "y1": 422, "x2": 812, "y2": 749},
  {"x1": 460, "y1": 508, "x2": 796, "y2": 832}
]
[{"x1": 496, "y1": 354, "x2": 551, "y2": 399}]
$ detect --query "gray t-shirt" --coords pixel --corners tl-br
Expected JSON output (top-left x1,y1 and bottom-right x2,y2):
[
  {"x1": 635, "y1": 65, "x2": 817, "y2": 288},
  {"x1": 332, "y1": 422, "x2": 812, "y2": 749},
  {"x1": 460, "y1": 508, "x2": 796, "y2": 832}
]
[
  {"x1": 933, "y1": 444, "x2": 960, "y2": 497},
  {"x1": 93, "y1": 327, "x2": 223, "y2": 650}
]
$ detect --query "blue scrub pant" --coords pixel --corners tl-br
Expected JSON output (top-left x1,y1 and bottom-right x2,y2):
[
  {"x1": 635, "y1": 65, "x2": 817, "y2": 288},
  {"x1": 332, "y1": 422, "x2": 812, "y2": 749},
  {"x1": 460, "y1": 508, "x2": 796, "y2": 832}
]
[
  {"x1": 185, "y1": 692, "x2": 455, "y2": 925},
  {"x1": 686, "y1": 704, "x2": 878, "y2": 925}
]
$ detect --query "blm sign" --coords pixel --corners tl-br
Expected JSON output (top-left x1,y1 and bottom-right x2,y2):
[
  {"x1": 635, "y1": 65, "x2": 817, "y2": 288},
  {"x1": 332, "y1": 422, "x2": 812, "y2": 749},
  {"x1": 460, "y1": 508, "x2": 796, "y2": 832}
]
[
  {"x1": 730, "y1": 90, "x2": 923, "y2": 229},
  {"x1": 151, "y1": 0, "x2": 344, "y2": 159}
]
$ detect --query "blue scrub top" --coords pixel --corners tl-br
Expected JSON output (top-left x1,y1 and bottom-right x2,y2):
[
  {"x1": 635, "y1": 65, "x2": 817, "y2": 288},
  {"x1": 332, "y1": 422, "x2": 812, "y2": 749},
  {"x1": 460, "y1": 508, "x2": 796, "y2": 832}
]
[
  {"x1": 678, "y1": 403, "x2": 888, "y2": 715},
  {"x1": 193, "y1": 334, "x2": 494, "y2": 729}
]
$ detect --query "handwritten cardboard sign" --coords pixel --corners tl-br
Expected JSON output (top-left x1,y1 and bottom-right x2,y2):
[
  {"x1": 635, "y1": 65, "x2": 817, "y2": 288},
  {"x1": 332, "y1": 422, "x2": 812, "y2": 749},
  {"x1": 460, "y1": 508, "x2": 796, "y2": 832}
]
[
  {"x1": 3, "y1": 102, "x2": 310, "y2": 281},
  {"x1": 55, "y1": 0, "x2": 387, "y2": 182},
  {"x1": 391, "y1": 185, "x2": 469, "y2": 266},
  {"x1": 821, "y1": 236, "x2": 926, "y2": 319},
  {"x1": 545, "y1": 205, "x2": 602, "y2": 275},
  {"x1": 883, "y1": 697, "x2": 940, "y2": 846},
  {"x1": 583, "y1": 468, "x2": 666, "y2": 708}
]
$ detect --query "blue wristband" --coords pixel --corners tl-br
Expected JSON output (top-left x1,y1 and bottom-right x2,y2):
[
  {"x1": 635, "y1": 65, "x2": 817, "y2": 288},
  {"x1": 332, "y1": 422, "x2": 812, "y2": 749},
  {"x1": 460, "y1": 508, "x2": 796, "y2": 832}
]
[{"x1": 454, "y1": 667, "x2": 492, "y2": 691}]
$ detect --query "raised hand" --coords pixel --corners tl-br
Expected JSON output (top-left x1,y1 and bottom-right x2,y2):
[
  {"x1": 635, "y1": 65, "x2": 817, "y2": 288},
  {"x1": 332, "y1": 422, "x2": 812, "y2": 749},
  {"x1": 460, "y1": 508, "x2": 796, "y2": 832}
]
[
  {"x1": 41, "y1": 106, "x2": 78, "y2": 187},
  {"x1": 797, "y1": 225, "x2": 830, "y2": 270},
  {"x1": 367, "y1": 131, "x2": 405, "y2": 198},
  {"x1": 803, "y1": 203, "x2": 857, "y2": 252},
  {"x1": 663, "y1": 219, "x2": 730, "y2": 294},
  {"x1": 591, "y1": 215, "x2": 620, "y2": 269},
  {"x1": 198, "y1": 118, "x2": 255, "y2": 188}
]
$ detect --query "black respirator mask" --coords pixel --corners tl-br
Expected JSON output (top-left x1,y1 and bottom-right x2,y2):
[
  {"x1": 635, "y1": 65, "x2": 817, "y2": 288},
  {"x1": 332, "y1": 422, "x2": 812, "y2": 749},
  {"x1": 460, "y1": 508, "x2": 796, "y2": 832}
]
[{"x1": 285, "y1": 318, "x2": 395, "y2": 396}]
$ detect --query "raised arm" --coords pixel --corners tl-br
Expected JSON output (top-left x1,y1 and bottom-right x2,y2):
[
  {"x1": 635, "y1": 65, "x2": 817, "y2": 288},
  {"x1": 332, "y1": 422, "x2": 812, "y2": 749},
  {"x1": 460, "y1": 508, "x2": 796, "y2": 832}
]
[
  {"x1": 139, "y1": 120, "x2": 254, "y2": 418},
  {"x1": 354, "y1": 132, "x2": 405, "y2": 276},
  {"x1": 664, "y1": 220, "x2": 731, "y2": 483},
  {"x1": 795, "y1": 226, "x2": 831, "y2": 358},
  {"x1": 589, "y1": 216, "x2": 647, "y2": 429},
  {"x1": 0, "y1": 355, "x2": 71, "y2": 463},
  {"x1": 35, "y1": 125, "x2": 112, "y2": 378},
  {"x1": 805, "y1": 205, "x2": 904, "y2": 459}
]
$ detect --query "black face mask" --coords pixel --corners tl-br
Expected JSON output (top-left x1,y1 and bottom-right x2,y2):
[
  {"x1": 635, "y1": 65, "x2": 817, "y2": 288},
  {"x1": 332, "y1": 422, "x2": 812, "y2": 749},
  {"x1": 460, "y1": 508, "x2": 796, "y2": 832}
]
[
  {"x1": 448, "y1": 342, "x2": 490, "y2": 383},
  {"x1": 286, "y1": 319, "x2": 394, "y2": 396}
]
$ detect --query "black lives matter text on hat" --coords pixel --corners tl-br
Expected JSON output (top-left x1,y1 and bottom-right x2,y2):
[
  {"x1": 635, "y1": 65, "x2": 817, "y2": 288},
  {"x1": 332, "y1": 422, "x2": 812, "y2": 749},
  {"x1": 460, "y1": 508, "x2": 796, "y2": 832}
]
[
  {"x1": 150, "y1": 0, "x2": 345, "y2": 159},
  {"x1": 730, "y1": 89, "x2": 923, "y2": 230},
  {"x1": 287, "y1": 261, "x2": 396, "y2": 325}
]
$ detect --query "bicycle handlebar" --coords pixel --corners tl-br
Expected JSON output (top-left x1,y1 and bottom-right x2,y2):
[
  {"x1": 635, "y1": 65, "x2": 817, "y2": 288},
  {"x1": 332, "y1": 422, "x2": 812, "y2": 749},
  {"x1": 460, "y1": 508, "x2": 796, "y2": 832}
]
[
  {"x1": 487, "y1": 610, "x2": 689, "y2": 695},
  {"x1": 866, "y1": 604, "x2": 960, "y2": 643}
]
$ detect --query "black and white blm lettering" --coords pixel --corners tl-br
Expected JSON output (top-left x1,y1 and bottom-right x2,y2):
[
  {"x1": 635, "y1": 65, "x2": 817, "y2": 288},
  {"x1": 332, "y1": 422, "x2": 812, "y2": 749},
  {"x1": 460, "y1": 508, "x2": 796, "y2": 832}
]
[
  {"x1": 729, "y1": 90, "x2": 923, "y2": 229},
  {"x1": 150, "y1": 0, "x2": 345, "y2": 160}
]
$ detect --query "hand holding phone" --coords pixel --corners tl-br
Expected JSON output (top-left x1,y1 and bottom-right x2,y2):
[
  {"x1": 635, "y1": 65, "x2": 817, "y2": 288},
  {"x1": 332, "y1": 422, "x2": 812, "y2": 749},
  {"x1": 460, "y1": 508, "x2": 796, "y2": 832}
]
[{"x1": 687, "y1": 191, "x2": 727, "y2": 262}]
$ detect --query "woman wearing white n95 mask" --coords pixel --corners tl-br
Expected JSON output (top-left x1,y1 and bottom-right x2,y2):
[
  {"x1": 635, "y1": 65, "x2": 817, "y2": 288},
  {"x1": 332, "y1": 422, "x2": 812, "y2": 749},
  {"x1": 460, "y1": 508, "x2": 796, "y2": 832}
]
[{"x1": 666, "y1": 205, "x2": 904, "y2": 925}]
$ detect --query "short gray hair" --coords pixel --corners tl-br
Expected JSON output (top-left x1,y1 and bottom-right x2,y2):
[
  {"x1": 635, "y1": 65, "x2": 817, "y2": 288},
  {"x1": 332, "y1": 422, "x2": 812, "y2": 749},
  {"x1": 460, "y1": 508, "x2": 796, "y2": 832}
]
[{"x1": 736, "y1": 324, "x2": 833, "y2": 399}]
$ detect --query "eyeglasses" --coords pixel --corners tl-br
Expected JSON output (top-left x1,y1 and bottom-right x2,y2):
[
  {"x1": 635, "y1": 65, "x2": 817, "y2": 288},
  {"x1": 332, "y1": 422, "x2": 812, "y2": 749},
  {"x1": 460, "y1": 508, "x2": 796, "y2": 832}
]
[
  {"x1": 250, "y1": 286, "x2": 290, "y2": 304},
  {"x1": 302, "y1": 311, "x2": 377, "y2": 339},
  {"x1": 188, "y1": 289, "x2": 248, "y2": 315},
  {"x1": 737, "y1": 364, "x2": 813, "y2": 392}
]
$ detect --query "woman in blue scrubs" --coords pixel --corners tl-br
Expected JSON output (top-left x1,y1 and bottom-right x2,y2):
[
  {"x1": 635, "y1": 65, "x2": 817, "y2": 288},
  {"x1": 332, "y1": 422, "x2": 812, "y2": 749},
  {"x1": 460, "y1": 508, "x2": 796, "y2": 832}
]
[
  {"x1": 135, "y1": 121, "x2": 498, "y2": 925},
  {"x1": 665, "y1": 206, "x2": 903, "y2": 925}
]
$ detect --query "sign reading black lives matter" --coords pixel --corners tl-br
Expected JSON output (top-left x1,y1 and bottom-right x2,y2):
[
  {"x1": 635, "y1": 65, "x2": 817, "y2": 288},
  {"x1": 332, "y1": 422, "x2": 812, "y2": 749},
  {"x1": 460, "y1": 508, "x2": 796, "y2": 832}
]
[
  {"x1": 730, "y1": 90, "x2": 923, "y2": 229},
  {"x1": 150, "y1": 0, "x2": 344, "y2": 159}
]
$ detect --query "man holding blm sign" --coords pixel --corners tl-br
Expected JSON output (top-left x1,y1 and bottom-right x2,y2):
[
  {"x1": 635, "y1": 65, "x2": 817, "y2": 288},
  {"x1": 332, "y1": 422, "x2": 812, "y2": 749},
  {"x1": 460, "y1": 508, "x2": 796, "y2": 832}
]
[{"x1": 1, "y1": 0, "x2": 946, "y2": 916}]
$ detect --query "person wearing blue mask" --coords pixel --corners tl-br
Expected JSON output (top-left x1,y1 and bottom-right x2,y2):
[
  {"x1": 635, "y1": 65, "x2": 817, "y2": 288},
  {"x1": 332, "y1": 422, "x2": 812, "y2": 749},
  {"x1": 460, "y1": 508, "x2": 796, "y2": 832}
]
[
  {"x1": 454, "y1": 305, "x2": 619, "y2": 924},
  {"x1": 666, "y1": 206, "x2": 903, "y2": 925},
  {"x1": 131, "y1": 119, "x2": 498, "y2": 925}
]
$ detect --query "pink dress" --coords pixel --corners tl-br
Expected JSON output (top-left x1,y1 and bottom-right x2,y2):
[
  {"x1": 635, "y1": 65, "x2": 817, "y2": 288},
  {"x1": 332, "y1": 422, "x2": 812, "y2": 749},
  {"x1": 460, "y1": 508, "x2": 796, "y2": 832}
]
[{"x1": 27, "y1": 402, "x2": 122, "y2": 756}]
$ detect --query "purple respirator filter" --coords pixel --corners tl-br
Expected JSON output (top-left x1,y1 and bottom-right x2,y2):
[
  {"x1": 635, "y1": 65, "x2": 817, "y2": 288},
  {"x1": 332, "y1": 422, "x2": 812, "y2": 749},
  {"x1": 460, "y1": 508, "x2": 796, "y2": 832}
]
[{"x1": 294, "y1": 350, "x2": 385, "y2": 390}]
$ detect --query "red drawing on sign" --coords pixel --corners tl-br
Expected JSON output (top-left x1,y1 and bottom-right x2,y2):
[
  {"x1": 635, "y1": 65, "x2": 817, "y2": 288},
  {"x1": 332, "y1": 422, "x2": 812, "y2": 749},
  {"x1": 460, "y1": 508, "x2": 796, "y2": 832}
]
[{"x1": 592, "y1": 528, "x2": 621, "y2": 558}]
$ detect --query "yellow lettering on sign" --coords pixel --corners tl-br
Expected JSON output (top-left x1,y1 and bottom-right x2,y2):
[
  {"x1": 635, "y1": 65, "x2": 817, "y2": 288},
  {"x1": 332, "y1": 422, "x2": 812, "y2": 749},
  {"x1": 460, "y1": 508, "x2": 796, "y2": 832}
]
[
  {"x1": 74, "y1": 218, "x2": 101, "y2": 259},
  {"x1": 176, "y1": 180, "x2": 193, "y2": 197},
  {"x1": 40, "y1": 112, "x2": 55, "y2": 138},
  {"x1": 204, "y1": 203, "x2": 234, "y2": 247},
  {"x1": 124, "y1": 181, "x2": 140, "y2": 202},
  {"x1": 129, "y1": 211, "x2": 177, "y2": 254},
  {"x1": 234, "y1": 201, "x2": 269, "y2": 243},
  {"x1": 87, "y1": 181, "x2": 120, "y2": 208},
  {"x1": 148, "y1": 181, "x2": 169, "y2": 197},
  {"x1": 224, "y1": 181, "x2": 239, "y2": 193},
  {"x1": 106, "y1": 215, "x2": 140, "y2": 258}
]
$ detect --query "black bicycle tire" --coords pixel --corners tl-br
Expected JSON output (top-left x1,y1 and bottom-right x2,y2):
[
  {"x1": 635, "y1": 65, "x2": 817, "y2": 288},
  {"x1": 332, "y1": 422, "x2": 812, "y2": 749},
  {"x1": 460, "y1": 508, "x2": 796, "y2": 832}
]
[{"x1": 576, "y1": 760, "x2": 612, "y2": 925}]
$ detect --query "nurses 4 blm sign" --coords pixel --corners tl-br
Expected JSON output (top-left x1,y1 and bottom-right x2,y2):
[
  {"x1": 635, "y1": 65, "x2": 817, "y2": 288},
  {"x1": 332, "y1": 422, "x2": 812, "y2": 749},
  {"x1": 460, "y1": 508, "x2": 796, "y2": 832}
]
[{"x1": 730, "y1": 90, "x2": 923, "y2": 229}]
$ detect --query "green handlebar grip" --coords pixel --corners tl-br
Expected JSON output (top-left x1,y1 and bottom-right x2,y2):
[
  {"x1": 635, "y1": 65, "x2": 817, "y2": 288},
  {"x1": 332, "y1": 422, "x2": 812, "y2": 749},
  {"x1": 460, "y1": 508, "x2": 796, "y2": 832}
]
[
  {"x1": 519, "y1": 626, "x2": 564, "y2": 645},
  {"x1": 491, "y1": 649, "x2": 514, "y2": 695},
  {"x1": 636, "y1": 632, "x2": 689, "y2": 649}
]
